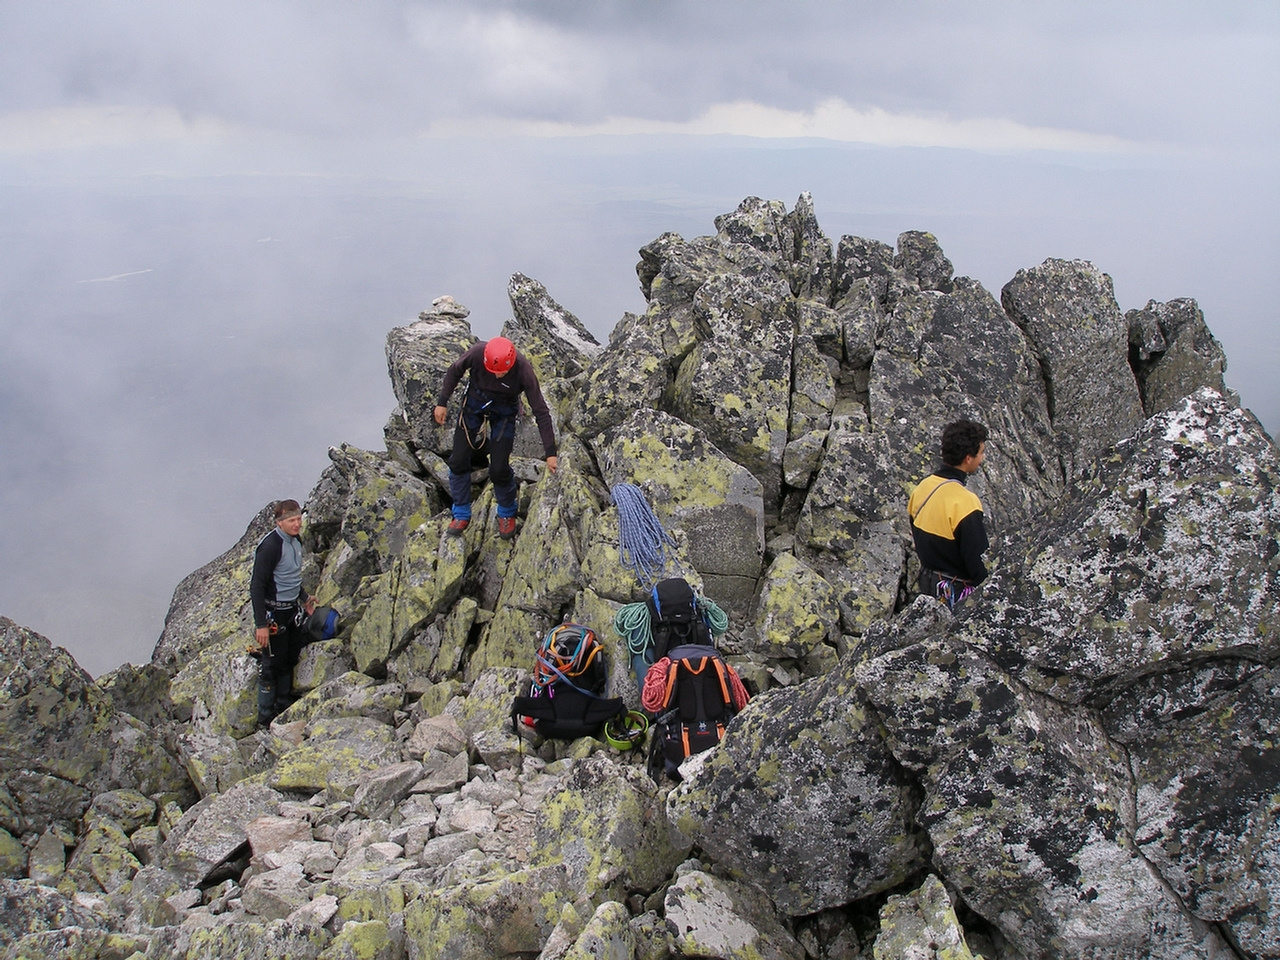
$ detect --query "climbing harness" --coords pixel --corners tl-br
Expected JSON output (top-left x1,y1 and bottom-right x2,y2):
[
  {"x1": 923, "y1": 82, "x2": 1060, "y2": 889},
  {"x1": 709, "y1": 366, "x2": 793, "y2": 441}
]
[
  {"x1": 611, "y1": 483, "x2": 676, "y2": 587},
  {"x1": 457, "y1": 391, "x2": 493, "y2": 450},
  {"x1": 909, "y1": 478, "x2": 973, "y2": 611},
  {"x1": 935, "y1": 575, "x2": 973, "y2": 611}
]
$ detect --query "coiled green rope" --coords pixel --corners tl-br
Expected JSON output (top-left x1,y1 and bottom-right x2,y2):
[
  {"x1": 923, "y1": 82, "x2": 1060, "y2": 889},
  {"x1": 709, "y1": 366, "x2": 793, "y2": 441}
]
[
  {"x1": 614, "y1": 602, "x2": 653, "y2": 658},
  {"x1": 614, "y1": 594, "x2": 729, "y2": 657},
  {"x1": 703, "y1": 597, "x2": 729, "y2": 638}
]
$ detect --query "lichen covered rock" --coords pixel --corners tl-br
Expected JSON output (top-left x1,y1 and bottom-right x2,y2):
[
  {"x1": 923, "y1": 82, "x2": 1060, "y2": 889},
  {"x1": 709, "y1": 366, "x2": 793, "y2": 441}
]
[
  {"x1": 871, "y1": 874, "x2": 981, "y2": 960},
  {"x1": 970, "y1": 389, "x2": 1280, "y2": 702},
  {"x1": 663, "y1": 868, "x2": 805, "y2": 960},
  {"x1": 670, "y1": 676, "x2": 928, "y2": 915},
  {"x1": 0, "y1": 618, "x2": 116, "y2": 833},
  {"x1": 531, "y1": 757, "x2": 688, "y2": 902},
  {"x1": 3, "y1": 192, "x2": 1274, "y2": 960}
]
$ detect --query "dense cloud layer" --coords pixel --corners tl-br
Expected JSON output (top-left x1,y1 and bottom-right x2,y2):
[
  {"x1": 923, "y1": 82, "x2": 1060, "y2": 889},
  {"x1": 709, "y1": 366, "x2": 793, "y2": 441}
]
[{"x1": 1, "y1": 2, "x2": 1275, "y2": 148}]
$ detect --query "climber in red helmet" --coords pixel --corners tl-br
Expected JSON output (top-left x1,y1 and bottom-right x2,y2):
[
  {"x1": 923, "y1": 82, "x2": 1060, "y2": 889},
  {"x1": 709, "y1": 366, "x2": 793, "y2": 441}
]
[{"x1": 433, "y1": 336, "x2": 558, "y2": 540}]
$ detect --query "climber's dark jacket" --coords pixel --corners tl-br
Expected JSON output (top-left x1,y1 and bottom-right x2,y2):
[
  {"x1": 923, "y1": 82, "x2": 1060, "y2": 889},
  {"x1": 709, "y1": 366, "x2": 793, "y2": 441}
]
[{"x1": 908, "y1": 466, "x2": 989, "y2": 585}]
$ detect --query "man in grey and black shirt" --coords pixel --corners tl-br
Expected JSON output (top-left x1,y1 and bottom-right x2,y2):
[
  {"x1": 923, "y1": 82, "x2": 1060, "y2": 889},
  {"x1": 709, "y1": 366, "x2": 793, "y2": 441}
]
[{"x1": 250, "y1": 498, "x2": 315, "y2": 727}]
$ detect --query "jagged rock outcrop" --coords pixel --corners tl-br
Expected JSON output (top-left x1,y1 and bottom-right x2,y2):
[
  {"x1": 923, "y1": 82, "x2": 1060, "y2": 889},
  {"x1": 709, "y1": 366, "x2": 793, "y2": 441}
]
[
  {"x1": 1, "y1": 194, "x2": 1272, "y2": 960},
  {"x1": 1126, "y1": 297, "x2": 1233, "y2": 415},
  {"x1": 0, "y1": 616, "x2": 193, "y2": 899},
  {"x1": 1002, "y1": 258, "x2": 1147, "y2": 478},
  {"x1": 676, "y1": 388, "x2": 1276, "y2": 958}
]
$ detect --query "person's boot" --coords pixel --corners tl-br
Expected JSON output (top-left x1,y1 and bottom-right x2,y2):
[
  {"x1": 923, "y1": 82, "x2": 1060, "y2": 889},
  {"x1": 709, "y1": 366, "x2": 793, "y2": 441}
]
[
  {"x1": 497, "y1": 516, "x2": 517, "y2": 540},
  {"x1": 257, "y1": 673, "x2": 277, "y2": 729}
]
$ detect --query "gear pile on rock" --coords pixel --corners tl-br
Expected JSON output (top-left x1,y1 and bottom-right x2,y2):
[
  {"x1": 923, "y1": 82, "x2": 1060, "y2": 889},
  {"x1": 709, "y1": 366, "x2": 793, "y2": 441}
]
[{"x1": 1, "y1": 194, "x2": 1276, "y2": 960}]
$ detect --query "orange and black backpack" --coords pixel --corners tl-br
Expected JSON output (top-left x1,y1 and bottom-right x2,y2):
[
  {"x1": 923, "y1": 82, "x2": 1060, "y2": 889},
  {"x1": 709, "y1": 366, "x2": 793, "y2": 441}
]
[
  {"x1": 511, "y1": 624, "x2": 625, "y2": 740},
  {"x1": 646, "y1": 642, "x2": 740, "y2": 779}
]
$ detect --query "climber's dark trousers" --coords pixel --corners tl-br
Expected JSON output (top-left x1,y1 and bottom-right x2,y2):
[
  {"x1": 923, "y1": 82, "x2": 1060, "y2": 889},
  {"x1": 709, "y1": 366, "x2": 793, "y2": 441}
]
[
  {"x1": 257, "y1": 604, "x2": 306, "y2": 726},
  {"x1": 448, "y1": 400, "x2": 519, "y2": 515}
]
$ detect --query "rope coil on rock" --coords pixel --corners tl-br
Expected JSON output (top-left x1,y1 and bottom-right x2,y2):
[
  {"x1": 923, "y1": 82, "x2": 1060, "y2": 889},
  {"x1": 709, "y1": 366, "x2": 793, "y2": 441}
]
[
  {"x1": 614, "y1": 602, "x2": 654, "y2": 658},
  {"x1": 614, "y1": 593, "x2": 730, "y2": 657},
  {"x1": 701, "y1": 597, "x2": 729, "y2": 638},
  {"x1": 611, "y1": 483, "x2": 675, "y2": 587}
]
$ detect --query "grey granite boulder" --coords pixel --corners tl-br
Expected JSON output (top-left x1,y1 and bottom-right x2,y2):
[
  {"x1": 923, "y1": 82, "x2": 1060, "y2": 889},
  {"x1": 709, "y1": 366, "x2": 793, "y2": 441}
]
[
  {"x1": 670, "y1": 674, "x2": 929, "y2": 916},
  {"x1": 856, "y1": 628, "x2": 1233, "y2": 959},
  {"x1": 833, "y1": 234, "x2": 896, "y2": 309},
  {"x1": 663, "y1": 868, "x2": 805, "y2": 960},
  {"x1": 0, "y1": 880, "x2": 108, "y2": 950},
  {"x1": 785, "y1": 191, "x2": 836, "y2": 302},
  {"x1": 384, "y1": 298, "x2": 475, "y2": 454},
  {"x1": 1123, "y1": 660, "x2": 1280, "y2": 960},
  {"x1": 1127, "y1": 296, "x2": 1235, "y2": 417},
  {"x1": 350, "y1": 760, "x2": 425, "y2": 820},
  {"x1": 504, "y1": 271, "x2": 602, "y2": 383},
  {"x1": 1002, "y1": 257, "x2": 1146, "y2": 476},
  {"x1": 787, "y1": 333, "x2": 837, "y2": 440},
  {"x1": 794, "y1": 423, "x2": 909, "y2": 632},
  {"x1": 241, "y1": 862, "x2": 312, "y2": 920},
  {"x1": 894, "y1": 229, "x2": 954, "y2": 294},
  {"x1": 346, "y1": 514, "x2": 466, "y2": 675},
  {"x1": 872, "y1": 874, "x2": 983, "y2": 960},
  {"x1": 564, "y1": 306, "x2": 678, "y2": 439},
  {"x1": 108, "y1": 712, "x2": 193, "y2": 803},
  {"x1": 0, "y1": 618, "x2": 115, "y2": 834},
  {"x1": 269, "y1": 715, "x2": 403, "y2": 796},
  {"x1": 748, "y1": 552, "x2": 839, "y2": 660},
  {"x1": 969, "y1": 388, "x2": 1280, "y2": 702},
  {"x1": 401, "y1": 861, "x2": 574, "y2": 960},
  {"x1": 158, "y1": 780, "x2": 284, "y2": 886},
  {"x1": 530, "y1": 757, "x2": 688, "y2": 903},
  {"x1": 551, "y1": 899, "x2": 635, "y2": 960},
  {"x1": 669, "y1": 271, "x2": 794, "y2": 506},
  {"x1": 308, "y1": 443, "x2": 442, "y2": 609}
]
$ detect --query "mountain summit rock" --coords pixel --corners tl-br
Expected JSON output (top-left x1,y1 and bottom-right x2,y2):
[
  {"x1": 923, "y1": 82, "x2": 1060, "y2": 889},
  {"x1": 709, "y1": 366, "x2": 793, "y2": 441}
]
[{"x1": 1, "y1": 194, "x2": 1271, "y2": 960}]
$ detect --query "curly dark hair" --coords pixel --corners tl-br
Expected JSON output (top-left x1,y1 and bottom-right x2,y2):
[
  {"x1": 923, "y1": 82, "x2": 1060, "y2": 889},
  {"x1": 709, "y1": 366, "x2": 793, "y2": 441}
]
[{"x1": 940, "y1": 420, "x2": 989, "y2": 467}]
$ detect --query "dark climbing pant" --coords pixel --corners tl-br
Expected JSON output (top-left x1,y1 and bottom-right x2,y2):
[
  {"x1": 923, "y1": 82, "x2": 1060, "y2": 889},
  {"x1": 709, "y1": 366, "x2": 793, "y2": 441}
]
[
  {"x1": 258, "y1": 603, "x2": 306, "y2": 726},
  {"x1": 448, "y1": 391, "x2": 519, "y2": 515}
]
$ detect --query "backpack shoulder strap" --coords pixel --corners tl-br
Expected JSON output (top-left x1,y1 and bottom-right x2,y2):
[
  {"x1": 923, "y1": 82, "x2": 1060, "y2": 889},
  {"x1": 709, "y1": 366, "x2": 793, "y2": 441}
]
[
  {"x1": 909, "y1": 477, "x2": 959, "y2": 523},
  {"x1": 709, "y1": 656, "x2": 732, "y2": 707}
]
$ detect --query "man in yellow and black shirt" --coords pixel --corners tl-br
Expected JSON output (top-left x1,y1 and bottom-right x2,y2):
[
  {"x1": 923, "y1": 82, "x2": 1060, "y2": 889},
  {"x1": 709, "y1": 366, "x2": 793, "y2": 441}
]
[{"x1": 908, "y1": 420, "x2": 990, "y2": 608}]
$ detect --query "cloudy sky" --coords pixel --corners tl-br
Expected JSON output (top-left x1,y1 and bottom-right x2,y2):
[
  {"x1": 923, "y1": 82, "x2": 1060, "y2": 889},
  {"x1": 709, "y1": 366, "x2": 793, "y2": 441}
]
[{"x1": 2, "y1": 2, "x2": 1277, "y2": 675}]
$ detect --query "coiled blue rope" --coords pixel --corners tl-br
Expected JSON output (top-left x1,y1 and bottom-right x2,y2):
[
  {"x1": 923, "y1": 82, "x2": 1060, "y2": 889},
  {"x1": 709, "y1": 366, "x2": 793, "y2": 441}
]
[{"x1": 611, "y1": 483, "x2": 675, "y2": 587}]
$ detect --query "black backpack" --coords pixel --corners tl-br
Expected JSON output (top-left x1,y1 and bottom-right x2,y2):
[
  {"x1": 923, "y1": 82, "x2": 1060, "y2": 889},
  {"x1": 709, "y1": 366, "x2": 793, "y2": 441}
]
[
  {"x1": 646, "y1": 642, "x2": 742, "y2": 779},
  {"x1": 645, "y1": 578, "x2": 712, "y2": 660},
  {"x1": 511, "y1": 624, "x2": 625, "y2": 740}
]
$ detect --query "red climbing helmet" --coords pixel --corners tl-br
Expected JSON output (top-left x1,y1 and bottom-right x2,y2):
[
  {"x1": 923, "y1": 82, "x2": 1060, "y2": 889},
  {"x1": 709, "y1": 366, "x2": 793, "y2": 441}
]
[{"x1": 483, "y1": 337, "x2": 516, "y2": 375}]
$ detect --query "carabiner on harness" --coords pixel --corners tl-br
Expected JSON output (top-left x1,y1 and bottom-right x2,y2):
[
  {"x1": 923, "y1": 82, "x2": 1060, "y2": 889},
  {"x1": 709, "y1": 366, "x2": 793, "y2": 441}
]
[{"x1": 936, "y1": 576, "x2": 973, "y2": 611}]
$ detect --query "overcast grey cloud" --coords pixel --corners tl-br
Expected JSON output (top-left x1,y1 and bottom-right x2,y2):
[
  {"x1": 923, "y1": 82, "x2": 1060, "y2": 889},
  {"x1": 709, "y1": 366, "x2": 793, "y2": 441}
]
[
  {"x1": 1, "y1": 1, "x2": 1276, "y2": 675},
  {"x1": 4, "y1": 3, "x2": 1275, "y2": 146}
]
